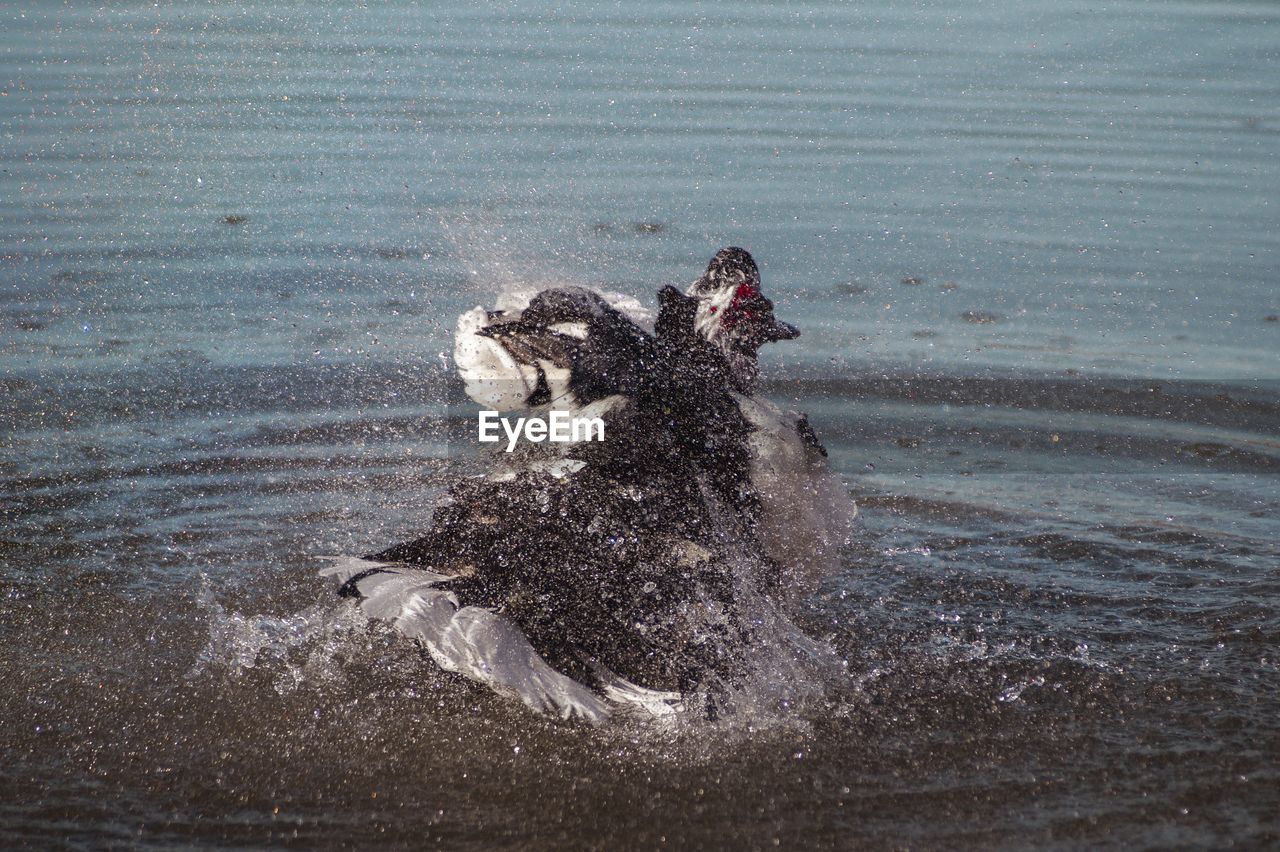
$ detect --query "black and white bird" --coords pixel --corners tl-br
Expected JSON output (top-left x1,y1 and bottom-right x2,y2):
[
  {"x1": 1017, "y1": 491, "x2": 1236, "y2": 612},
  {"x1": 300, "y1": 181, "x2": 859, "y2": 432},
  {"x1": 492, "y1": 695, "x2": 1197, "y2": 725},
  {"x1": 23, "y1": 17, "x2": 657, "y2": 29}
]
[{"x1": 322, "y1": 248, "x2": 854, "y2": 722}]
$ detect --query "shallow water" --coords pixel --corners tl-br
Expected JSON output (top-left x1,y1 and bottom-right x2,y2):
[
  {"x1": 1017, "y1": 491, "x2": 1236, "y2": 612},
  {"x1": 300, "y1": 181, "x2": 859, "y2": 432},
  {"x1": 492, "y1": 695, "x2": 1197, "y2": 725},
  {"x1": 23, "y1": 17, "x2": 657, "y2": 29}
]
[{"x1": 2, "y1": 1, "x2": 1278, "y2": 848}]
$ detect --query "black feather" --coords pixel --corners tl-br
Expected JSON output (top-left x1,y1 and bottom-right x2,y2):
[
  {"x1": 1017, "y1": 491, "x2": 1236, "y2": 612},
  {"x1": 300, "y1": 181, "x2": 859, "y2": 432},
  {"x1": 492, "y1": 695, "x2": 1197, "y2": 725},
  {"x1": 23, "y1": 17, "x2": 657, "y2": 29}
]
[{"x1": 338, "y1": 566, "x2": 394, "y2": 599}]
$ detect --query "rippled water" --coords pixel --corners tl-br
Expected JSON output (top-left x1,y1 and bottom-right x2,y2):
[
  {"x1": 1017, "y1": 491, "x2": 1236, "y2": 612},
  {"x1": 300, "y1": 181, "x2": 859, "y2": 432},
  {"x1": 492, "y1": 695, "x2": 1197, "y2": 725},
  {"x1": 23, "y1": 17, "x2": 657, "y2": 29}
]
[{"x1": 2, "y1": 1, "x2": 1278, "y2": 848}]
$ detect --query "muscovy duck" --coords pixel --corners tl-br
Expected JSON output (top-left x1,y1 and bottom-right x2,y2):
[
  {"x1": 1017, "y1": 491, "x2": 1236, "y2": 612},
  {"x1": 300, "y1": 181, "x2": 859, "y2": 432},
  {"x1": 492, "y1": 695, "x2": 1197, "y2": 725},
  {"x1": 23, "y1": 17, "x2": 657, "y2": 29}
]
[{"x1": 322, "y1": 248, "x2": 854, "y2": 721}]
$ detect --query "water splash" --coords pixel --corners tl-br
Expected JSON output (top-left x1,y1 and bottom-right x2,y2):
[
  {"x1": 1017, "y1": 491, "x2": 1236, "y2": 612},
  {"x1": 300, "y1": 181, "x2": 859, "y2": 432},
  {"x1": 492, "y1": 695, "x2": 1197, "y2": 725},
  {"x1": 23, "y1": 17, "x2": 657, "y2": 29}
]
[{"x1": 188, "y1": 579, "x2": 375, "y2": 695}]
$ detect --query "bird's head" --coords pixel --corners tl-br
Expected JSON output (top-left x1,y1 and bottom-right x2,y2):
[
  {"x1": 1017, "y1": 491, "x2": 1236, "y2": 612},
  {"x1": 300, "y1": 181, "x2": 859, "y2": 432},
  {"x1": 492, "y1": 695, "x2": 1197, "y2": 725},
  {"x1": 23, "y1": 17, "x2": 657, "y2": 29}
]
[{"x1": 687, "y1": 248, "x2": 799, "y2": 383}]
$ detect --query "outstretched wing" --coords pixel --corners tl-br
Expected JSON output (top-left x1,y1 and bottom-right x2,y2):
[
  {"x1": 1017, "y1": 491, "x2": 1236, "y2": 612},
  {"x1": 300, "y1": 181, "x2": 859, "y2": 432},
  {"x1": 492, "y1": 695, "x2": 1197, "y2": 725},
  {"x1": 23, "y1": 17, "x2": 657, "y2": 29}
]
[
  {"x1": 319, "y1": 557, "x2": 613, "y2": 722},
  {"x1": 454, "y1": 287, "x2": 660, "y2": 411}
]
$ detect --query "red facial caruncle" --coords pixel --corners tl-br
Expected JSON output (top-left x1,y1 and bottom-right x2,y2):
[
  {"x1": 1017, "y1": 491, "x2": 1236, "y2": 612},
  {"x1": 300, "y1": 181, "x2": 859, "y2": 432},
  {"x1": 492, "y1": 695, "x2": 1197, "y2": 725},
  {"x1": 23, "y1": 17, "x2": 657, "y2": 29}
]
[{"x1": 717, "y1": 282, "x2": 761, "y2": 331}]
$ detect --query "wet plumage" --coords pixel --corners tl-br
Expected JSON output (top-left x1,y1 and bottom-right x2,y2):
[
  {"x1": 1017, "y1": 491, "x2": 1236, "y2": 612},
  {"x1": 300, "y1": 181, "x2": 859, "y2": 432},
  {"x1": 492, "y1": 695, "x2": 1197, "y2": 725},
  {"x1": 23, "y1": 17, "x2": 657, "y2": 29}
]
[{"x1": 323, "y1": 248, "x2": 854, "y2": 721}]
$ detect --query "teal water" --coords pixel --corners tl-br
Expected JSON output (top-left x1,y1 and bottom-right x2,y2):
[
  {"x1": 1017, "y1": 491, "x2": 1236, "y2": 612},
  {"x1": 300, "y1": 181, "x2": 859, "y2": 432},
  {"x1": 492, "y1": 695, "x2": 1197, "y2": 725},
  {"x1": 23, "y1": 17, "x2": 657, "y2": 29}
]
[
  {"x1": 2, "y1": 2, "x2": 1278, "y2": 848},
  {"x1": 3, "y1": 0, "x2": 1277, "y2": 378}
]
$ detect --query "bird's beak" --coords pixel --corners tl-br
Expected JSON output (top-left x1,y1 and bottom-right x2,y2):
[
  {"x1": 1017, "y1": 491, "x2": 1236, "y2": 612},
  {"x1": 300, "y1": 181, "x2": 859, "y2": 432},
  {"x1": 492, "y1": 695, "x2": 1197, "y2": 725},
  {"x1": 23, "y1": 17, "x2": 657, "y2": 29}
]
[{"x1": 763, "y1": 318, "x2": 801, "y2": 342}]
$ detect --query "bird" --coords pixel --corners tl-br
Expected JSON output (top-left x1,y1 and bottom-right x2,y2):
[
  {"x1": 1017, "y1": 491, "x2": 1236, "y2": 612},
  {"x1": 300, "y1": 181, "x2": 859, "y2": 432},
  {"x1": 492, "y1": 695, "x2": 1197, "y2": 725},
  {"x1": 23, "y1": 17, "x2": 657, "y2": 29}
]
[{"x1": 322, "y1": 248, "x2": 854, "y2": 722}]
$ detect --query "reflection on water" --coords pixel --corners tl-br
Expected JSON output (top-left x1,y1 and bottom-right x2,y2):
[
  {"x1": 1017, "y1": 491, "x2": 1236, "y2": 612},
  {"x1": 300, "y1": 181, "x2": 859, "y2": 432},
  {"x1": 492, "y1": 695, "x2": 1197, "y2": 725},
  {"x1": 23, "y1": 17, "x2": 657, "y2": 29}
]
[{"x1": 2, "y1": 0, "x2": 1278, "y2": 847}]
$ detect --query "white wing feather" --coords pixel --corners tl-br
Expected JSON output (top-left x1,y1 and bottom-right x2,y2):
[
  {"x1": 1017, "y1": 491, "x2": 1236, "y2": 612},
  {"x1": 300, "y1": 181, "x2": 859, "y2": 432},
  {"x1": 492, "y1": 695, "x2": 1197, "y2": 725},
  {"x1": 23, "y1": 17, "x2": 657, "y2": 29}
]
[
  {"x1": 454, "y1": 306, "x2": 540, "y2": 411},
  {"x1": 319, "y1": 557, "x2": 611, "y2": 722}
]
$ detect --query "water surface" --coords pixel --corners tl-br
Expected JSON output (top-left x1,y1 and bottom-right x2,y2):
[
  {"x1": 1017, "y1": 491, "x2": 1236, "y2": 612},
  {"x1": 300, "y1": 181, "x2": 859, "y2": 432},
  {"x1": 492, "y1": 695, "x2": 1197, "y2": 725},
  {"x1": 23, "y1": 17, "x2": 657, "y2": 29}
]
[{"x1": 2, "y1": 1, "x2": 1278, "y2": 848}]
